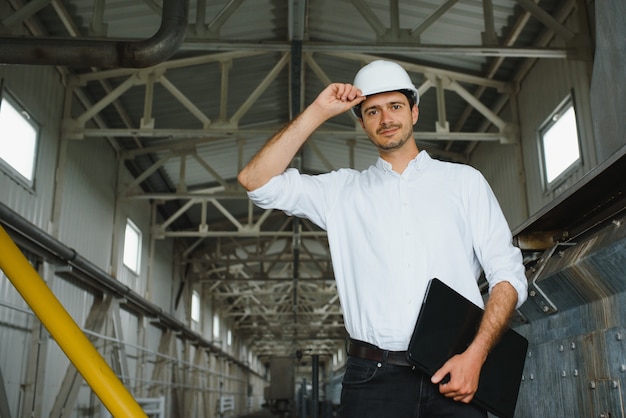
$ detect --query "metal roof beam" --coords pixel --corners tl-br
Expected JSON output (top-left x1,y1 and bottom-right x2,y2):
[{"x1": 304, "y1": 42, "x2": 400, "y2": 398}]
[
  {"x1": 349, "y1": 0, "x2": 387, "y2": 37},
  {"x1": 78, "y1": 128, "x2": 507, "y2": 141},
  {"x1": 0, "y1": 0, "x2": 50, "y2": 31},
  {"x1": 229, "y1": 52, "x2": 290, "y2": 125},
  {"x1": 180, "y1": 41, "x2": 568, "y2": 58},
  {"x1": 206, "y1": 0, "x2": 245, "y2": 38},
  {"x1": 288, "y1": 0, "x2": 307, "y2": 41},
  {"x1": 514, "y1": 0, "x2": 576, "y2": 41},
  {"x1": 410, "y1": 0, "x2": 460, "y2": 42}
]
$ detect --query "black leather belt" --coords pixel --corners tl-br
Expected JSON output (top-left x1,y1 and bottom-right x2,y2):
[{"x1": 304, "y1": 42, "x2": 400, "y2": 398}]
[{"x1": 347, "y1": 339, "x2": 413, "y2": 367}]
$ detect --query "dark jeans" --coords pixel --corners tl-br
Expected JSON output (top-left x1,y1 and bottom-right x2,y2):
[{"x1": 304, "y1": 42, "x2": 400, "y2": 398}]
[{"x1": 337, "y1": 355, "x2": 488, "y2": 418}]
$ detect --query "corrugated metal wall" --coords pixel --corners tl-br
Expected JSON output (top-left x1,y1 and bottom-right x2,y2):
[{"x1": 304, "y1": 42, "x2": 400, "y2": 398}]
[
  {"x1": 515, "y1": 6, "x2": 596, "y2": 217},
  {"x1": 471, "y1": 10, "x2": 596, "y2": 230},
  {"x1": 590, "y1": 0, "x2": 626, "y2": 162},
  {"x1": 0, "y1": 61, "x2": 65, "y2": 417},
  {"x1": 0, "y1": 266, "x2": 33, "y2": 417},
  {"x1": 0, "y1": 58, "x2": 266, "y2": 416},
  {"x1": 0, "y1": 64, "x2": 62, "y2": 230},
  {"x1": 517, "y1": 56, "x2": 595, "y2": 214},
  {"x1": 57, "y1": 139, "x2": 118, "y2": 273},
  {"x1": 471, "y1": 139, "x2": 527, "y2": 230}
]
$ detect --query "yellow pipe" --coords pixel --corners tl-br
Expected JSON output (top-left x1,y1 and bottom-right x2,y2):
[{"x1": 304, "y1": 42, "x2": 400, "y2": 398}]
[{"x1": 0, "y1": 225, "x2": 147, "y2": 417}]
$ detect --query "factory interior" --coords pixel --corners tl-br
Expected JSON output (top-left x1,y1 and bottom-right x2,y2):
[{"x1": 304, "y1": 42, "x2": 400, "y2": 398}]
[{"x1": 0, "y1": 0, "x2": 625, "y2": 417}]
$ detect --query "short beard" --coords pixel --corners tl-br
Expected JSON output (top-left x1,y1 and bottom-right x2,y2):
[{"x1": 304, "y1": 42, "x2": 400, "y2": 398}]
[
  {"x1": 375, "y1": 138, "x2": 408, "y2": 151},
  {"x1": 371, "y1": 124, "x2": 411, "y2": 151}
]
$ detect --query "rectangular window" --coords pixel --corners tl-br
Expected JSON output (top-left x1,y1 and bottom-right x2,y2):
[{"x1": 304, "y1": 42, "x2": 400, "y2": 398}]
[
  {"x1": 191, "y1": 290, "x2": 201, "y2": 323},
  {"x1": 213, "y1": 314, "x2": 220, "y2": 339},
  {"x1": 0, "y1": 90, "x2": 39, "y2": 186},
  {"x1": 123, "y1": 219, "x2": 142, "y2": 274},
  {"x1": 540, "y1": 97, "x2": 581, "y2": 187}
]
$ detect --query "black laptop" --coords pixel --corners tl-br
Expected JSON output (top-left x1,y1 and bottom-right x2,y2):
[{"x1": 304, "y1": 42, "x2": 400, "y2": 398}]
[{"x1": 406, "y1": 278, "x2": 528, "y2": 418}]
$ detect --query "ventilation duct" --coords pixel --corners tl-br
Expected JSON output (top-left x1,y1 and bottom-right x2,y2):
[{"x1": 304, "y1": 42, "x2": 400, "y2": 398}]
[{"x1": 0, "y1": 0, "x2": 188, "y2": 68}]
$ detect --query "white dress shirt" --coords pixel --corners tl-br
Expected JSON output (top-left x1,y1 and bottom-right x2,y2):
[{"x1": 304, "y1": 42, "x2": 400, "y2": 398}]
[{"x1": 248, "y1": 151, "x2": 528, "y2": 351}]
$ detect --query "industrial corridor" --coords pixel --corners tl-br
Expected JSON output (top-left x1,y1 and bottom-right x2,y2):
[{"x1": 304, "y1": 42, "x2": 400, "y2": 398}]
[{"x1": 0, "y1": 0, "x2": 625, "y2": 417}]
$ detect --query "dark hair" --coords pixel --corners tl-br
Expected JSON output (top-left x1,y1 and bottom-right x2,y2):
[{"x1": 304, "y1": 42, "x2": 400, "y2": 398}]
[{"x1": 353, "y1": 89, "x2": 416, "y2": 119}]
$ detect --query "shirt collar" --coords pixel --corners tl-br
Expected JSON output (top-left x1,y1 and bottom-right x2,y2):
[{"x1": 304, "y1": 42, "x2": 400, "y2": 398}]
[{"x1": 376, "y1": 150, "x2": 432, "y2": 174}]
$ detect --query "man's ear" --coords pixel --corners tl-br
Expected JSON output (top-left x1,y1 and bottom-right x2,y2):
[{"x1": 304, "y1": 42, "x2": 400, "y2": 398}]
[{"x1": 412, "y1": 105, "x2": 419, "y2": 125}]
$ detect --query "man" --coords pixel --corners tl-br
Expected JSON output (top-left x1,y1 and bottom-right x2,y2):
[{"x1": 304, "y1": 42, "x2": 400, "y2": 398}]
[{"x1": 238, "y1": 60, "x2": 528, "y2": 417}]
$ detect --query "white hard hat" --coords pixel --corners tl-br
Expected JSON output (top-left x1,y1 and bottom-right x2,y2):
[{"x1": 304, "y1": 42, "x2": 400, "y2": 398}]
[{"x1": 351, "y1": 60, "x2": 419, "y2": 118}]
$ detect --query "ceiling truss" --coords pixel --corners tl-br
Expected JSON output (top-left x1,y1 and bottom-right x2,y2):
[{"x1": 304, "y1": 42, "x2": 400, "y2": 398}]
[
  {"x1": 65, "y1": 50, "x2": 520, "y2": 144},
  {"x1": 4, "y1": 0, "x2": 585, "y2": 359}
]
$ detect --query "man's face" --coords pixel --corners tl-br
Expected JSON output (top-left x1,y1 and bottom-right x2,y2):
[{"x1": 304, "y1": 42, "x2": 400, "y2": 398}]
[{"x1": 358, "y1": 91, "x2": 419, "y2": 153}]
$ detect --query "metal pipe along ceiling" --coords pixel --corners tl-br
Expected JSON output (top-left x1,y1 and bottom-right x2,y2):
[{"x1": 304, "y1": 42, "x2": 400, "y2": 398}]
[{"x1": 0, "y1": 0, "x2": 188, "y2": 68}]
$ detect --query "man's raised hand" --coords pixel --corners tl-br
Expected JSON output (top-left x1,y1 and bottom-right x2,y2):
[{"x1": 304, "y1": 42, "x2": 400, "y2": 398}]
[{"x1": 311, "y1": 83, "x2": 365, "y2": 120}]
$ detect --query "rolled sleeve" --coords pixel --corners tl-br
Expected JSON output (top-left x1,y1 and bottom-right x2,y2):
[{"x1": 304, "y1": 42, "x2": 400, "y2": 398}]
[
  {"x1": 488, "y1": 272, "x2": 528, "y2": 309},
  {"x1": 468, "y1": 172, "x2": 528, "y2": 309},
  {"x1": 247, "y1": 169, "x2": 297, "y2": 209},
  {"x1": 246, "y1": 168, "x2": 333, "y2": 230}
]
